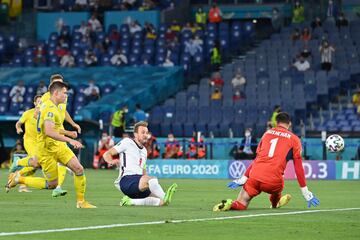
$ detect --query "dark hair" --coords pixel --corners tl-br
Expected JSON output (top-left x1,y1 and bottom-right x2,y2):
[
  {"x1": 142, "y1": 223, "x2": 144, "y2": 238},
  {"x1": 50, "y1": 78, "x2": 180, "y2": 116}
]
[
  {"x1": 136, "y1": 103, "x2": 141, "y2": 109},
  {"x1": 276, "y1": 112, "x2": 291, "y2": 124},
  {"x1": 33, "y1": 95, "x2": 42, "y2": 103},
  {"x1": 49, "y1": 81, "x2": 68, "y2": 94},
  {"x1": 134, "y1": 121, "x2": 148, "y2": 133},
  {"x1": 50, "y1": 74, "x2": 64, "y2": 83}
]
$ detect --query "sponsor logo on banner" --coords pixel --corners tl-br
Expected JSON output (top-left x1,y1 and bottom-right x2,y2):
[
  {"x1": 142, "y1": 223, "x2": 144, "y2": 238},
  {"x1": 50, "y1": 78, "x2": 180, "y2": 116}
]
[
  {"x1": 227, "y1": 160, "x2": 252, "y2": 179},
  {"x1": 147, "y1": 160, "x2": 228, "y2": 179},
  {"x1": 228, "y1": 161, "x2": 247, "y2": 178}
]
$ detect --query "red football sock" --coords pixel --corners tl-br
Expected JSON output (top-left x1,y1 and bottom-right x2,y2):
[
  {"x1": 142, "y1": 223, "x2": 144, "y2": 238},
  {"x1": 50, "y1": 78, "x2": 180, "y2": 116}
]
[
  {"x1": 231, "y1": 200, "x2": 247, "y2": 211},
  {"x1": 270, "y1": 194, "x2": 281, "y2": 208}
]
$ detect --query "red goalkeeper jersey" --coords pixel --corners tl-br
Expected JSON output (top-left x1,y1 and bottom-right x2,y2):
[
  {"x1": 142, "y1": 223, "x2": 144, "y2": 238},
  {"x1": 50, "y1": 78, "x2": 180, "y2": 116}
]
[{"x1": 245, "y1": 126, "x2": 307, "y2": 188}]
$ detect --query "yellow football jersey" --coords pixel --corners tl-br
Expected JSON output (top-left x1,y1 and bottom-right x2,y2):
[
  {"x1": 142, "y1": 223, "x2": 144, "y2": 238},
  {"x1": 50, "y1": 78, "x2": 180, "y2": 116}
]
[
  {"x1": 37, "y1": 99, "x2": 62, "y2": 153},
  {"x1": 19, "y1": 108, "x2": 37, "y2": 142},
  {"x1": 41, "y1": 91, "x2": 67, "y2": 127}
]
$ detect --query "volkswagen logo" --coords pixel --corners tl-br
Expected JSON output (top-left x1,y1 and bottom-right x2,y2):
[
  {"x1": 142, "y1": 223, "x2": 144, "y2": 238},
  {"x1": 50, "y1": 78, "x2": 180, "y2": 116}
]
[{"x1": 229, "y1": 161, "x2": 246, "y2": 178}]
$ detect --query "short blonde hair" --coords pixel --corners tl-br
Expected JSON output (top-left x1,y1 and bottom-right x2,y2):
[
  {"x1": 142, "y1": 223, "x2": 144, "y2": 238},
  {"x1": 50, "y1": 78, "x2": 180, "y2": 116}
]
[{"x1": 134, "y1": 121, "x2": 148, "y2": 133}]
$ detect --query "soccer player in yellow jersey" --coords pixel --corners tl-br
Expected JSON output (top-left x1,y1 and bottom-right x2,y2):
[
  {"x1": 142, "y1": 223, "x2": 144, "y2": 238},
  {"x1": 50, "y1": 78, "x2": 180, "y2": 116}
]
[
  {"x1": 10, "y1": 74, "x2": 81, "y2": 197},
  {"x1": 7, "y1": 81, "x2": 96, "y2": 208},
  {"x1": 40, "y1": 74, "x2": 81, "y2": 197},
  {"x1": 11, "y1": 95, "x2": 42, "y2": 192}
]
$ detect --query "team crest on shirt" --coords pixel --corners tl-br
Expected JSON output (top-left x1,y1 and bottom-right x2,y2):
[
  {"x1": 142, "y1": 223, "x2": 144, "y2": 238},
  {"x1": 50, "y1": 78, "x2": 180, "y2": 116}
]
[{"x1": 139, "y1": 158, "x2": 143, "y2": 166}]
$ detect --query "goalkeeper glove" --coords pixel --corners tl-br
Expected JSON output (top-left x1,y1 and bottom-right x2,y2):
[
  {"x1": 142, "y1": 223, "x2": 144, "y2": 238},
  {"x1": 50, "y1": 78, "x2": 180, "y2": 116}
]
[
  {"x1": 301, "y1": 186, "x2": 320, "y2": 208},
  {"x1": 227, "y1": 175, "x2": 248, "y2": 189}
]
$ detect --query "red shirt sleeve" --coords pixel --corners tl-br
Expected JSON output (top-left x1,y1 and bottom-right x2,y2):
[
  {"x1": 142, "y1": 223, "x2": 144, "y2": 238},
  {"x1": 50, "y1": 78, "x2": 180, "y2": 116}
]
[{"x1": 293, "y1": 136, "x2": 307, "y2": 188}]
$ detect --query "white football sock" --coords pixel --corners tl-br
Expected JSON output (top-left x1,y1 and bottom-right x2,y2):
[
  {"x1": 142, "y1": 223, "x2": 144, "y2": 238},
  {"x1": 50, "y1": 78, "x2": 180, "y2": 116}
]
[
  {"x1": 130, "y1": 197, "x2": 161, "y2": 206},
  {"x1": 148, "y1": 178, "x2": 165, "y2": 199}
]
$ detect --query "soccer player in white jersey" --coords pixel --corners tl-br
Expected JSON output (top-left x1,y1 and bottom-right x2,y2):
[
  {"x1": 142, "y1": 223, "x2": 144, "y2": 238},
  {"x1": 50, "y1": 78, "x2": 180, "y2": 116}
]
[{"x1": 103, "y1": 121, "x2": 177, "y2": 206}]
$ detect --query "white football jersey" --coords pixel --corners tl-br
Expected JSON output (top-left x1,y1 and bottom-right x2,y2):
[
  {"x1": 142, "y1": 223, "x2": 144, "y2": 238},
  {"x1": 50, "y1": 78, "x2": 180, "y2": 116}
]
[{"x1": 113, "y1": 138, "x2": 147, "y2": 184}]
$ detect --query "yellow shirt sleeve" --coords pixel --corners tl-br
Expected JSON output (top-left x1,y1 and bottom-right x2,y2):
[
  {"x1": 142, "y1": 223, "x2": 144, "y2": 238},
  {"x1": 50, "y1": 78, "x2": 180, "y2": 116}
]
[{"x1": 19, "y1": 110, "x2": 29, "y2": 124}]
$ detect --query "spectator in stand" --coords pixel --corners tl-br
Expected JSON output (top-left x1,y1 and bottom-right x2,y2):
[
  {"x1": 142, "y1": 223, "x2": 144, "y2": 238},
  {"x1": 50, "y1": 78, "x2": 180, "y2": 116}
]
[
  {"x1": 144, "y1": 22, "x2": 157, "y2": 40},
  {"x1": 60, "y1": 52, "x2": 75, "y2": 67},
  {"x1": 84, "y1": 50, "x2": 98, "y2": 66},
  {"x1": 300, "y1": 46, "x2": 312, "y2": 59},
  {"x1": 292, "y1": 1, "x2": 305, "y2": 24},
  {"x1": 211, "y1": 88, "x2": 222, "y2": 100},
  {"x1": 195, "y1": 7, "x2": 207, "y2": 28},
  {"x1": 109, "y1": 28, "x2": 120, "y2": 43},
  {"x1": 102, "y1": 37, "x2": 111, "y2": 51},
  {"x1": 33, "y1": 45, "x2": 46, "y2": 65},
  {"x1": 187, "y1": 132, "x2": 206, "y2": 159},
  {"x1": 210, "y1": 72, "x2": 224, "y2": 88},
  {"x1": 291, "y1": 28, "x2": 301, "y2": 45},
  {"x1": 210, "y1": 41, "x2": 221, "y2": 70},
  {"x1": 181, "y1": 22, "x2": 192, "y2": 33},
  {"x1": 163, "y1": 133, "x2": 183, "y2": 159},
  {"x1": 133, "y1": 103, "x2": 147, "y2": 123},
  {"x1": 231, "y1": 72, "x2": 246, "y2": 90},
  {"x1": 88, "y1": 13, "x2": 103, "y2": 33},
  {"x1": 301, "y1": 27, "x2": 311, "y2": 43},
  {"x1": 293, "y1": 55, "x2": 310, "y2": 72},
  {"x1": 208, "y1": 4, "x2": 222, "y2": 24},
  {"x1": 352, "y1": 89, "x2": 360, "y2": 115},
  {"x1": 145, "y1": 132, "x2": 160, "y2": 159},
  {"x1": 77, "y1": 21, "x2": 90, "y2": 37},
  {"x1": 122, "y1": 0, "x2": 136, "y2": 10},
  {"x1": 229, "y1": 128, "x2": 257, "y2": 160},
  {"x1": 311, "y1": 17, "x2": 322, "y2": 30},
  {"x1": 233, "y1": 89, "x2": 245, "y2": 102},
  {"x1": 111, "y1": 49, "x2": 128, "y2": 66},
  {"x1": 163, "y1": 57, "x2": 174, "y2": 67},
  {"x1": 59, "y1": 27, "x2": 71, "y2": 45},
  {"x1": 83, "y1": 79, "x2": 100, "y2": 102},
  {"x1": 170, "y1": 20, "x2": 181, "y2": 33},
  {"x1": 165, "y1": 28, "x2": 176, "y2": 43},
  {"x1": 93, "y1": 132, "x2": 115, "y2": 169},
  {"x1": 111, "y1": 105, "x2": 128, "y2": 137},
  {"x1": 139, "y1": 0, "x2": 157, "y2": 11},
  {"x1": 129, "y1": 21, "x2": 142, "y2": 35},
  {"x1": 36, "y1": 80, "x2": 47, "y2": 95},
  {"x1": 75, "y1": 0, "x2": 88, "y2": 10},
  {"x1": 319, "y1": 40, "x2": 335, "y2": 72},
  {"x1": 268, "y1": 105, "x2": 281, "y2": 128},
  {"x1": 79, "y1": 35, "x2": 92, "y2": 49},
  {"x1": 336, "y1": 12, "x2": 349, "y2": 29},
  {"x1": 58, "y1": 38, "x2": 70, "y2": 49},
  {"x1": 9, "y1": 80, "x2": 26, "y2": 104}
]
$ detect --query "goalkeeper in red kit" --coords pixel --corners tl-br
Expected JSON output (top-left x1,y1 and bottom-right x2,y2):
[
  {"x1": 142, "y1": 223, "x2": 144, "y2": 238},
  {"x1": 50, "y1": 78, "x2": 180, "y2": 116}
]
[{"x1": 213, "y1": 112, "x2": 320, "y2": 211}]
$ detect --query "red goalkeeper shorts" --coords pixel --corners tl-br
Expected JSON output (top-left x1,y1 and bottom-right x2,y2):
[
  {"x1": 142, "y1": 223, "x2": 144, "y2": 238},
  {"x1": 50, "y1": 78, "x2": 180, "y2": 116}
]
[{"x1": 243, "y1": 178, "x2": 284, "y2": 198}]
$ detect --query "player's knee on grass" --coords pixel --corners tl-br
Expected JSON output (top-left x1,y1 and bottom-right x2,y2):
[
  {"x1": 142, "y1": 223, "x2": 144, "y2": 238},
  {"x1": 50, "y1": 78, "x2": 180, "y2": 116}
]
[{"x1": 47, "y1": 179, "x2": 58, "y2": 189}]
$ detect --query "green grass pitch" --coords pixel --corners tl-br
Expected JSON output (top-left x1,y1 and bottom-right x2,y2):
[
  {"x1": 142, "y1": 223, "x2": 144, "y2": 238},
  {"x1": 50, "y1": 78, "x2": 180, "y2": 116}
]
[{"x1": 0, "y1": 169, "x2": 359, "y2": 240}]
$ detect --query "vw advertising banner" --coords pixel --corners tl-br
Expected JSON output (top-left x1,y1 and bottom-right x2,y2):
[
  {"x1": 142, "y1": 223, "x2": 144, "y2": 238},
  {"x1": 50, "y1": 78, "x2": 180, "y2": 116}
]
[{"x1": 147, "y1": 160, "x2": 360, "y2": 180}]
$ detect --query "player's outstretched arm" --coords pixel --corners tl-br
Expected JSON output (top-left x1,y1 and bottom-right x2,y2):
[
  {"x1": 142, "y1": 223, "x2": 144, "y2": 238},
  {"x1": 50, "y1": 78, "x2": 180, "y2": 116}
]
[
  {"x1": 15, "y1": 120, "x2": 24, "y2": 134},
  {"x1": 103, "y1": 148, "x2": 119, "y2": 166},
  {"x1": 59, "y1": 129, "x2": 78, "y2": 139},
  {"x1": 293, "y1": 138, "x2": 320, "y2": 208},
  {"x1": 44, "y1": 120, "x2": 83, "y2": 149},
  {"x1": 65, "y1": 110, "x2": 81, "y2": 134}
]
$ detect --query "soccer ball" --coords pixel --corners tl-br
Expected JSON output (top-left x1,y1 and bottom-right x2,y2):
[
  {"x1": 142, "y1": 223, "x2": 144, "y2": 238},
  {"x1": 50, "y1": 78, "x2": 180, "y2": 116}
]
[{"x1": 325, "y1": 134, "x2": 345, "y2": 152}]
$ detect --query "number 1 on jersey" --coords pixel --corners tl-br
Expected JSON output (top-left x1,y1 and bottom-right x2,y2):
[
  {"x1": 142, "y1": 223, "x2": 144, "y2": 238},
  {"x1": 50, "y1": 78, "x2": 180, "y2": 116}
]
[{"x1": 268, "y1": 138, "x2": 279, "y2": 157}]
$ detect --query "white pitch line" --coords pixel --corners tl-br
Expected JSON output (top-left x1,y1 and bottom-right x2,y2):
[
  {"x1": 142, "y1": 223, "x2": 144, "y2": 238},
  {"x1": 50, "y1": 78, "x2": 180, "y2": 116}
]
[{"x1": 1, "y1": 208, "x2": 359, "y2": 237}]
